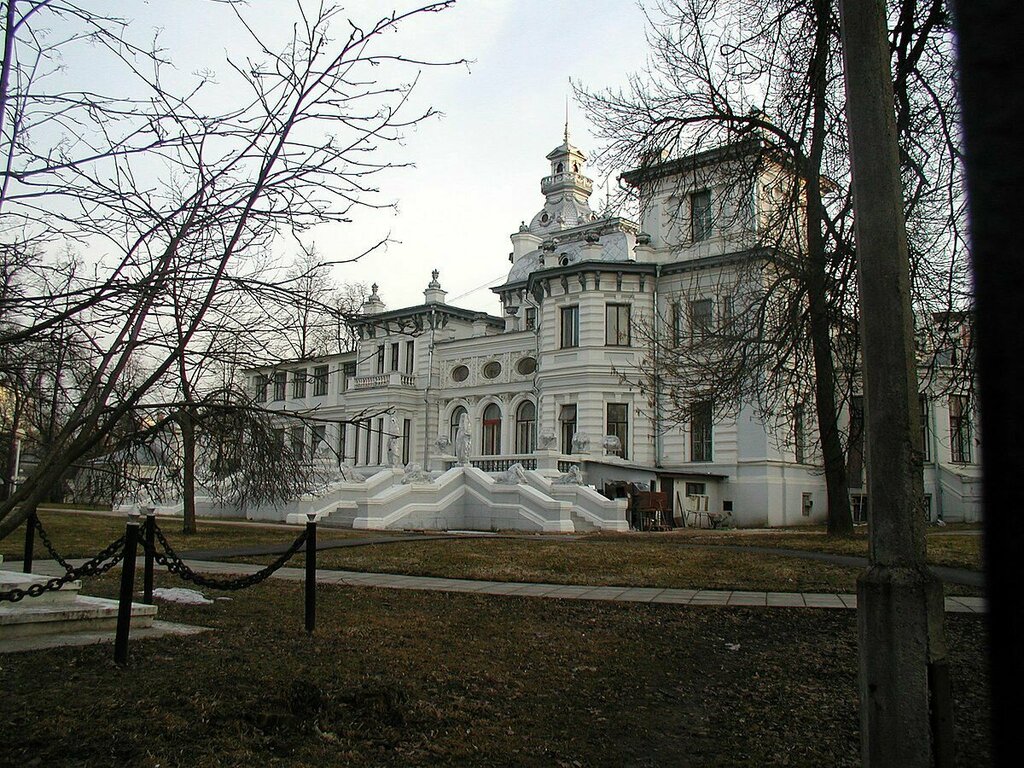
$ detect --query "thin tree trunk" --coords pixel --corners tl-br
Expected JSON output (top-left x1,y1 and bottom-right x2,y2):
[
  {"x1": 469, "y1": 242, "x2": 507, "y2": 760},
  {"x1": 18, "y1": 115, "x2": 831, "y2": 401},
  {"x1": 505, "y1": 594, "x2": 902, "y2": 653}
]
[
  {"x1": 806, "y1": 0, "x2": 853, "y2": 536},
  {"x1": 179, "y1": 411, "x2": 197, "y2": 535}
]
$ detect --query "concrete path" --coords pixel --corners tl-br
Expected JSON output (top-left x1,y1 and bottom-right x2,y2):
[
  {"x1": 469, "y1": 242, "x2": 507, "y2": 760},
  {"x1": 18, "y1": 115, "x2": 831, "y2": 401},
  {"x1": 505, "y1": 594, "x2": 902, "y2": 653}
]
[{"x1": 133, "y1": 558, "x2": 986, "y2": 614}]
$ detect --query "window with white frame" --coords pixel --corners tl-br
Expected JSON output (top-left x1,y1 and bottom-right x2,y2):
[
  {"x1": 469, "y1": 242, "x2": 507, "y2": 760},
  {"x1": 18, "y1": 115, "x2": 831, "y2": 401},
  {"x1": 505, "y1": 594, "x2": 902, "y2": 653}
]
[
  {"x1": 560, "y1": 404, "x2": 577, "y2": 454},
  {"x1": 482, "y1": 403, "x2": 502, "y2": 456},
  {"x1": 312, "y1": 365, "x2": 329, "y2": 397},
  {"x1": 605, "y1": 304, "x2": 631, "y2": 346},
  {"x1": 272, "y1": 371, "x2": 286, "y2": 401},
  {"x1": 690, "y1": 400, "x2": 713, "y2": 462},
  {"x1": 515, "y1": 400, "x2": 537, "y2": 454},
  {"x1": 606, "y1": 403, "x2": 628, "y2": 459},
  {"x1": 560, "y1": 305, "x2": 579, "y2": 348},
  {"x1": 690, "y1": 189, "x2": 713, "y2": 241},
  {"x1": 291, "y1": 369, "x2": 306, "y2": 399},
  {"x1": 690, "y1": 298, "x2": 713, "y2": 338},
  {"x1": 949, "y1": 395, "x2": 972, "y2": 463}
]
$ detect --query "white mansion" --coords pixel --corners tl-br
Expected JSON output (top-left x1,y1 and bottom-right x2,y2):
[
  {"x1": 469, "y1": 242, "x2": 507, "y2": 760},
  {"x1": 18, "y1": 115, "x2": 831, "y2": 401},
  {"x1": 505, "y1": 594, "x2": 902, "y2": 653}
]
[{"x1": 249, "y1": 132, "x2": 981, "y2": 529}]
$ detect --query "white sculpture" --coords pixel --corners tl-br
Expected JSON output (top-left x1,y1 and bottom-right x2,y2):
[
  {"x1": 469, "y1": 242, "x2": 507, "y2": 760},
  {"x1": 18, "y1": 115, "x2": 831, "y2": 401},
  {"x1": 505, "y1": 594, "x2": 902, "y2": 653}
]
[
  {"x1": 386, "y1": 414, "x2": 401, "y2": 468},
  {"x1": 601, "y1": 435, "x2": 622, "y2": 455},
  {"x1": 554, "y1": 465, "x2": 584, "y2": 485},
  {"x1": 571, "y1": 431, "x2": 590, "y2": 454},
  {"x1": 434, "y1": 435, "x2": 453, "y2": 455},
  {"x1": 338, "y1": 460, "x2": 363, "y2": 484},
  {"x1": 455, "y1": 412, "x2": 471, "y2": 466},
  {"x1": 400, "y1": 463, "x2": 431, "y2": 484},
  {"x1": 497, "y1": 462, "x2": 529, "y2": 485}
]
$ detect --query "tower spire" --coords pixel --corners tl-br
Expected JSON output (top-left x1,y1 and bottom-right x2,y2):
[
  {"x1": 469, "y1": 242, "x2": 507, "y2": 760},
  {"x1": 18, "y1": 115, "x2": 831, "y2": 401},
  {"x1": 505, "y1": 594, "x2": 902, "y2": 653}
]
[{"x1": 564, "y1": 95, "x2": 570, "y2": 144}]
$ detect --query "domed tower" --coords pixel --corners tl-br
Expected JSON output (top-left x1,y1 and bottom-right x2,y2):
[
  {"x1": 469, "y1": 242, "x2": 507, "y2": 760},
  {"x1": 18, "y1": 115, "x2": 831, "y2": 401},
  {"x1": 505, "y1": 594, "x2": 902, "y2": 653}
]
[{"x1": 526, "y1": 121, "x2": 598, "y2": 235}]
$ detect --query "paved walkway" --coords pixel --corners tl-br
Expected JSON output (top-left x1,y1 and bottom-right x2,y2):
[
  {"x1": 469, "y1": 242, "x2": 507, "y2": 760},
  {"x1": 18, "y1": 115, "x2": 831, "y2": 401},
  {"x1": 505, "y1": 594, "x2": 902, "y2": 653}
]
[{"x1": 153, "y1": 558, "x2": 986, "y2": 614}]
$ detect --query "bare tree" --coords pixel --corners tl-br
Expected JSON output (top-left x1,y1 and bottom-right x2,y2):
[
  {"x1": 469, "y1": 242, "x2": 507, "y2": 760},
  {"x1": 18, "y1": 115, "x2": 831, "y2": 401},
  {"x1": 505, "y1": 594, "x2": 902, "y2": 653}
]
[
  {"x1": 0, "y1": 0, "x2": 461, "y2": 539},
  {"x1": 579, "y1": 0, "x2": 964, "y2": 535}
]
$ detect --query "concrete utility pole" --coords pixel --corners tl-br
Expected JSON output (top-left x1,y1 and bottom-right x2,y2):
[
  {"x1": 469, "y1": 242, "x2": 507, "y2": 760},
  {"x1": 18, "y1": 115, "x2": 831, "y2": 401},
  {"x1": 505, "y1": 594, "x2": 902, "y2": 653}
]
[
  {"x1": 951, "y1": 2, "x2": 1024, "y2": 763},
  {"x1": 837, "y1": 2, "x2": 950, "y2": 766}
]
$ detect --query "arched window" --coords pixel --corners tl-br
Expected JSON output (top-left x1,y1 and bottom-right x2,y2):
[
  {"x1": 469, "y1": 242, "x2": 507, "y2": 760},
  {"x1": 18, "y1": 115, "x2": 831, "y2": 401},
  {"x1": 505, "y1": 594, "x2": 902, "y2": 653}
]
[
  {"x1": 449, "y1": 406, "x2": 467, "y2": 446},
  {"x1": 515, "y1": 400, "x2": 536, "y2": 454},
  {"x1": 556, "y1": 161, "x2": 564, "y2": 173},
  {"x1": 482, "y1": 403, "x2": 502, "y2": 456}
]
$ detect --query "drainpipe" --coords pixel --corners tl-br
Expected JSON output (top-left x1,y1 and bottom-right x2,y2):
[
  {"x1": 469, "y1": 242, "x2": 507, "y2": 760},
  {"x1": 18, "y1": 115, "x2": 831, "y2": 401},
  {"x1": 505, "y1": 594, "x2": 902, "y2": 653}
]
[
  {"x1": 422, "y1": 308, "x2": 437, "y2": 468},
  {"x1": 653, "y1": 264, "x2": 663, "y2": 468}
]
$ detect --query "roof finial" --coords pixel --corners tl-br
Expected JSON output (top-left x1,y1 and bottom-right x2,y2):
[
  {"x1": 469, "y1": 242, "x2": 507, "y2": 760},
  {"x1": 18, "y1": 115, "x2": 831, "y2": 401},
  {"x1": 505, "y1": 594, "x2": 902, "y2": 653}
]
[{"x1": 564, "y1": 95, "x2": 570, "y2": 144}]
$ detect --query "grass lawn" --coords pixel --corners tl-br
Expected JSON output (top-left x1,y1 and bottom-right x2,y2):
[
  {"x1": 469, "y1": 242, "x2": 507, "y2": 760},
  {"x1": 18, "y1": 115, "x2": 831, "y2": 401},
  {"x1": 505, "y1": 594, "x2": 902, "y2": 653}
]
[
  {"x1": 0, "y1": 509, "x2": 368, "y2": 562},
  {"x1": 286, "y1": 538, "x2": 981, "y2": 597},
  {"x1": 0, "y1": 573, "x2": 990, "y2": 767}
]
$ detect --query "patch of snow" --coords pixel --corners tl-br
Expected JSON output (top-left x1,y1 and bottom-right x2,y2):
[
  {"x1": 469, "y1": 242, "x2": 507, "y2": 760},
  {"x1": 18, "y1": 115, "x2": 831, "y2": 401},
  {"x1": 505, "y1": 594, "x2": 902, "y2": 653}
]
[{"x1": 150, "y1": 587, "x2": 214, "y2": 605}]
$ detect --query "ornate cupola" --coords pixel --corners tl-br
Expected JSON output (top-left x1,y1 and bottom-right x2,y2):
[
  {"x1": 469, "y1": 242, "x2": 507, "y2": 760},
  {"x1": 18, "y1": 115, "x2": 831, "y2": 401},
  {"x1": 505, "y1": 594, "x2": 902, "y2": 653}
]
[{"x1": 527, "y1": 118, "x2": 598, "y2": 234}]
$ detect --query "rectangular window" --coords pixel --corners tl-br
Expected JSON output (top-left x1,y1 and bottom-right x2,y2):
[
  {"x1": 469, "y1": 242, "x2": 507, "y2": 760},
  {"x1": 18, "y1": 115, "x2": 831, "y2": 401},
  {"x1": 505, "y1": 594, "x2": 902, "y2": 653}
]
[
  {"x1": 606, "y1": 403, "x2": 629, "y2": 460},
  {"x1": 254, "y1": 374, "x2": 268, "y2": 403},
  {"x1": 560, "y1": 404, "x2": 577, "y2": 454},
  {"x1": 338, "y1": 424, "x2": 348, "y2": 464},
  {"x1": 949, "y1": 395, "x2": 972, "y2": 463},
  {"x1": 721, "y1": 295, "x2": 734, "y2": 330},
  {"x1": 919, "y1": 393, "x2": 931, "y2": 462},
  {"x1": 272, "y1": 427, "x2": 285, "y2": 450},
  {"x1": 312, "y1": 365, "x2": 329, "y2": 397},
  {"x1": 272, "y1": 371, "x2": 286, "y2": 401},
  {"x1": 376, "y1": 345, "x2": 385, "y2": 375},
  {"x1": 291, "y1": 368, "x2": 307, "y2": 399},
  {"x1": 290, "y1": 426, "x2": 305, "y2": 460},
  {"x1": 525, "y1": 307, "x2": 537, "y2": 331},
  {"x1": 605, "y1": 304, "x2": 631, "y2": 346},
  {"x1": 560, "y1": 305, "x2": 579, "y2": 348},
  {"x1": 690, "y1": 400, "x2": 713, "y2": 462},
  {"x1": 405, "y1": 341, "x2": 415, "y2": 374},
  {"x1": 671, "y1": 302, "x2": 683, "y2": 346},
  {"x1": 690, "y1": 298, "x2": 713, "y2": 338},
  {"x1": 690, "y1": 189, "x2": 713, "y2": 242},
  {"x1": 375, "y1": 418, "x2": 384, "y2": 465},
  {"x1": 364, "y1": 419, "x2": 372, "y2": 465},
  {"x1": 402, "y1": 418, "x2": 412, "y2": 465},
  {"x1": 794, "y1": 403, "x2": 806, "y2": 464},
  {"x1": 390, "y1": 342, "x2": 400, "y2": 372},
  {"x1": 342, "y1": 361, "x2": 356, "y2": 393}
]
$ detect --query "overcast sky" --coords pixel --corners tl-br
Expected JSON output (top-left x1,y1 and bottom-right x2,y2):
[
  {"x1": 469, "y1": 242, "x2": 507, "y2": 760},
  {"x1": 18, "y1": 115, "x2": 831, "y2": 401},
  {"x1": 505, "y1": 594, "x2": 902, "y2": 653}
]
[{"x1": 121, "y1": 1, "x2": 653, "y2": 313}]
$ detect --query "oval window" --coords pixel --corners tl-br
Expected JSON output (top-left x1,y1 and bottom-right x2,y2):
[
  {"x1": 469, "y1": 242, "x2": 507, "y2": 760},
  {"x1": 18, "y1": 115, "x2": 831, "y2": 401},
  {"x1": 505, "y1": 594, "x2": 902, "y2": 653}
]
[
  {"x1": 451, "y1": 365, "x2": 469, "y2": 382},
  {"x1": 516, "y1": 357, "x2": 537, "y2": 375},
  {"x1": 482, "y1": 361, "x2": 502, "y2": 379}
]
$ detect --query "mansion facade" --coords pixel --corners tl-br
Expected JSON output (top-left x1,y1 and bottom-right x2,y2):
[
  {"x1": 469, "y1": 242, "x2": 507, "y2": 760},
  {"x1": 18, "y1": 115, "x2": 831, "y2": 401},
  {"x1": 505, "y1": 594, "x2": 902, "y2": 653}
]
[{"x1": 250, "y1": 133, "x2": 981, "y2": 527}]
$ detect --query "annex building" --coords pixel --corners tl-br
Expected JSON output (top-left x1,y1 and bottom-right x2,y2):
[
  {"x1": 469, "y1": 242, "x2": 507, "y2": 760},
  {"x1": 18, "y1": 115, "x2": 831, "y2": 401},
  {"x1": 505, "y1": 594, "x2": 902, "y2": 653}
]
[{"x1": 250, "y1": 131, "x2": 981, "y2": 529}]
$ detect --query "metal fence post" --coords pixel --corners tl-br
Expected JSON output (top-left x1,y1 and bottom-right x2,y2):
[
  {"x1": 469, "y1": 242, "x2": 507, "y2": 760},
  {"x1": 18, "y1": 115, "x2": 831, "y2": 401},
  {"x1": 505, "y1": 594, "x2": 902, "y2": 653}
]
[
  {"x1": 142, "y1": 507, "x2": 156, "y2": 605},
  {"x1": 114, "y1": 509, "x2": 141, "y2": 666},
  {"x1": 22, "y1": 510, "x2": 36, "y2": 573},
  {"x1": 305, "y1": 512, "x2": 317, "y2": 635}
]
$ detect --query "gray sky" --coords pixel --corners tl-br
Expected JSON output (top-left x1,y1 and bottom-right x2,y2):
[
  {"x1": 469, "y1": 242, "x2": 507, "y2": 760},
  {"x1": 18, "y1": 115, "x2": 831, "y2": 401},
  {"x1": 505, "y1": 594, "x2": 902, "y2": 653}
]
[{"x1": 116, "y1": 1, "x2": 652, "y2": 313}]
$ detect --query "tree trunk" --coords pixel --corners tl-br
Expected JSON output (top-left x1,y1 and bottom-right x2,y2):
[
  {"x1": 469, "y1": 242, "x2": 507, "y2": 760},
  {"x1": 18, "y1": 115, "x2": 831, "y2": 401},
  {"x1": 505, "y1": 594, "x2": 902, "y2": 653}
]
[
  {"x1": 805, "y1": 0, "x2": 853, "y2": 536},
  {"x1": 180, "y1": 411, "x2": 197, "y2": 535}
]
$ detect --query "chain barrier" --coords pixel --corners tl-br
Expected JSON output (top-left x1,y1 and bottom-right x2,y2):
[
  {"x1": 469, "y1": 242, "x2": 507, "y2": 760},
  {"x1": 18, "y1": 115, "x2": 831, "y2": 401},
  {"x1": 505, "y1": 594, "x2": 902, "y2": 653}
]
[
  {"x1": 32, "y1": 514, "x2": 74, "y2": 572},
  {"x1": 0, "y1": 535, "x2": 127, "y2": 603},
  {"x1": 145, "y1": 520, "x2": 309, "y2": 591}
]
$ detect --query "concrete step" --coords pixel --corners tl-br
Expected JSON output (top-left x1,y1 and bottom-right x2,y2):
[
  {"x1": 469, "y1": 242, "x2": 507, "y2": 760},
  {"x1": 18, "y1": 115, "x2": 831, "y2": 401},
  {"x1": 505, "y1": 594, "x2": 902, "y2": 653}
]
[
  {"x1": 1, "y1": 570, "x2": 157, "y2": 640},
  {"x1": 0, "y1": 569, "x2": 83, "y2": 607}
]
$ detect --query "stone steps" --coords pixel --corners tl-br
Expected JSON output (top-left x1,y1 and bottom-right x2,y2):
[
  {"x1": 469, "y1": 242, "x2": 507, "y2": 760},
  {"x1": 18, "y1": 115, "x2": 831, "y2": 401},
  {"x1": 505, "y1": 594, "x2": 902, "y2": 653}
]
[{"x1": 0, "y1": 569, "x2": 158, "y2": 642}]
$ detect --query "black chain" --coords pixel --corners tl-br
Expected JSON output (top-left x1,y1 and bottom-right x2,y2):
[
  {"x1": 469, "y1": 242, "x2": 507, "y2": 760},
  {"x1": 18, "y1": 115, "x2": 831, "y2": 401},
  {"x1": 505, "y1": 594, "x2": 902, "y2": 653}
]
[
  {"x1": 32, "y1": 514, "x2": 73, "y2": 572},
  {"x1": 145, "y1": 520, "x2": 308, "y2": 591},
  {"x1": 0, "y1": 535, "x2": 127, "y2": 603}
]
